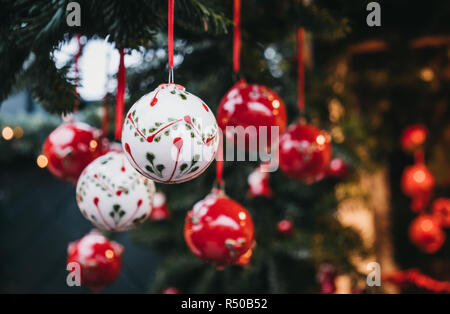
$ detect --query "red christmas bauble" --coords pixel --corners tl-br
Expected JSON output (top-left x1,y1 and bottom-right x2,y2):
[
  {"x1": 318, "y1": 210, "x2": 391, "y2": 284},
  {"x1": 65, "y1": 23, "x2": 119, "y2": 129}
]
[
  {"x1": 43, "y1": 122, "x2": 108, "y2": 183},
  {"x1": 217, "y1": 80, "x2": 287, "y2": 150},
  {"x1": 401, "y1": 124, "x2": 427, "y2": 152},
  {"x1": 431, "y1": 198, "x2": 450, "y2": 228},
  {"x1": 277, "y1": 219, "x2": 293, "y2": 235},
  {"x1": 67, "y1": 229, "x2": 123, "y2": 292},
  {"x1": 317, "y1": 264, "x2": 337, "y2": 294},
  {"x1": 247, "y1": 163, "x2": 272, "y2": 198},
  {"x1": 162, "y1": 287, "x2": 181, "y2": 294},
  {"x1": 409, "y1": 215, "x2": 445, "y2": 254},
  {"x1": 401, "y1": 164, "x2": 434, "y2": 200},
  {"x1": 327, "y1": 158, "x2": 349, "y2": 178},
  {"x1": 279, "y1": 123, "x2": 332, "y2": 184},
  {"x1": 184, "y1": 190, "x2": 255, "y2": 266},
  {"x1": 149, "y1": 191, "x2": 171, "y2": 221}
]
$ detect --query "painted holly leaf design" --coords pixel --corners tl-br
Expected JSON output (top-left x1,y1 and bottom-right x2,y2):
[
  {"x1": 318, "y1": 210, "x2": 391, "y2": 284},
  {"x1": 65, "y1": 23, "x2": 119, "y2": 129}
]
[
  {"x1": 147, "y1": 153, "x2": 155, "y2": 163},
  {"x1": 180, "y1": 163, "x2": 188, "y2": 172},
  {"x1": 110, "y1": 204, "x2": 125, "y2": 226},
  {"x1": 156, "y1": 164, "x2": 165, "y2": 173}
]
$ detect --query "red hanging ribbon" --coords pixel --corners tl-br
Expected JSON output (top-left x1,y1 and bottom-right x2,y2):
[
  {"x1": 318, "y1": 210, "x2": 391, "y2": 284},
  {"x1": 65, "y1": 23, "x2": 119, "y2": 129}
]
[
  {"x1": 74, "y1": 34, "x2": 82, "y2": 112},
  {"x1": 216, "y1": 135, "x2": 224, "y2": 186},
  {"x1": 168, "y1": 0, "x2": 174, "y2": 69},
  {"x1": 233, "y1": 0, "x2": 241, "y2": 73},
  {"x1": 115, "y1": 48, "x2": 126, "y2": 140},
  {"x1": 297, "y1": 28, "x2": 305, "y2": 113},
  {"x1": 101, "y1": 93, "x2": 109, "y2": 136}
]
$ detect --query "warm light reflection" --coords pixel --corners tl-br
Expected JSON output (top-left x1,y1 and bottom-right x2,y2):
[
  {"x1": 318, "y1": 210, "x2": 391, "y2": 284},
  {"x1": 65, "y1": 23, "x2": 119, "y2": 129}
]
[
  {"x1": 272, "y1": 100, "x2": 280, "y2": 109},
  {"x1": 2, "y1": 126, "x2": 14, "y2": 140},
  {"x1": 36, "y1": 155, "x2": 48, "y2": 168},
  {"x1": 238, "y1": 212, "x2": 246, "y2": 220},
  {"x1": 316, "y1": 135, "x2": 326, "y2": 145},
  {"x1": 413, "y1": 170, "x2": 426, "y2": 183},
  {"x1": 89, "y1": 139, "x2": 98, "y2": 151},
  {"x1": 420, "y1": 67, "x2": 434, "y2": 82},
  {"x1": 105, "y1": 249, "x2": 114, "y2": 259}
]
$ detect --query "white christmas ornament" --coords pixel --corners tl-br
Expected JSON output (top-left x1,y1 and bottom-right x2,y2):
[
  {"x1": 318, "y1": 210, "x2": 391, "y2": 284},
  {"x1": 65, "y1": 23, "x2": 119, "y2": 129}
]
[
  {"x1": 76, "y1": 151, "x2": 156, "y2": 231},
  {"x1": 122, "y1": 83, "x2": 219, "y2": 184}
]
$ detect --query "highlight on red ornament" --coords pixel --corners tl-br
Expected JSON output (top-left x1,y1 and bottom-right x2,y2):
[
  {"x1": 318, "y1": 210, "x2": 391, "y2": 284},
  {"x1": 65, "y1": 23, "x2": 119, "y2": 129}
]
[
  {"x1": 277, "y1": 219, "x2": 293, "y2": 235},
  {"x1": 279, "y1": 123, "x2": 332, "y2": 184},
  {"x1": 67, "y1": 229, "x2": 123, "y2": 292},
  {"x1": 431, "y1": 198, "x2": 450, "y2": 228},
  {"x1": 400, "y1": 124, "x2": 427, "y2": 153},
  {"x1": 43, "y1": 122, "x2": 109, "y2": 183},
  {"x1": 217, "y1": 79, "x2": 287, "y2": 151},
  {"x1": 184, "y1": 189, "x2": 255, "y2": 267},
  {"x1": 149, "y1": 191, "x2": 171, "y2": 221},
  {"x1": 408, "y1": 215, "x2": 445, "y2": 254}
]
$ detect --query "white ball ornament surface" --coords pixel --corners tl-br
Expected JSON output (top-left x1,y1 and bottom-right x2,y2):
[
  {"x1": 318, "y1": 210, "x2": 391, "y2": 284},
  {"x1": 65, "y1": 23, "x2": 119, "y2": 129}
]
[
  {"x1": 122, "y1": 83, "x2": 219, "y2": 184},
  {"x1": 76, "y1": 151, "x2": 156, "y2": 231}
]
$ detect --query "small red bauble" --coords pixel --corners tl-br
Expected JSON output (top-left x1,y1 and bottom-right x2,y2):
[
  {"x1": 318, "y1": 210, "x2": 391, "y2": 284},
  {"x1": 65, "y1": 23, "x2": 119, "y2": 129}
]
[
  {"x1": 279, "y1": 123, "x2": 332, "y2": 184},
  {"x1": 217, "y1": 80, "x2": 287, "y2": 150},
  {"x1": 247, "y1": 163, "x2": 272, "y2": 198},
  {"x1": 327, "y1": 158, "x2": 349, "y2": 178},
  {"x1": 431, "y1": 198, "x2": 450, "y2": 228},
  {"x1": 43, "y1": 122, "x2": 108, "y2": 183},
  {"x1": 149, "y1": 191, "x2": 171, "y2": 221},
  {"x1": 162, "y1": 287, "x2": 181, "y2": 294},
  {"x1": 277, "y1": 219, "x2": 293, "y2": 235},
  {"x1": 67, "y1": 229, "x2": 123, "y2": 292},
  {"x1": 409, "y1": 215, "x2": 445, "y2": 254},
  {"x1": 184, "y1": 189, "x2": 255, "y2": 267},
  {"x1": 317, "y1": 264, "x2": 337, "y2": 294},
  {"x1": 401, "y1": 124, "x2": 427, "y2": 152},
  {"x1": 401, "y1": 164, "x2": 434, "y2": 206}
]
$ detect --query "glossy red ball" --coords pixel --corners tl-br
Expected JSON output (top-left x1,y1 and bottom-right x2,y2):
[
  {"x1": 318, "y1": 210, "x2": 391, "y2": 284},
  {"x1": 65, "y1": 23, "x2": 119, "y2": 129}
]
[
  {"x1": 217, "y1": 80, "x2": 287, "y2": 150},
  {"x1": 401, "y1": 124, "x2": 427, "y2": 152},
  {"x1": 184, "y1": 190, "x2": 255, "y2": 266},
  {"x1": 67, "y1": 230, "x2": 123, "y2": 292},
  {"x1": 279, "y1": 123, "x2": 332, "y2": 184},
  {"x1": 401, "y1": 164, "x2": 435, "y2": 197},
  {"x1": 431, "y1": 198, "x2": 450, "y2": 228},
  {"x1": 43, "y1": 122, "x2": 108, "y2": 183},
  {"x1": 149, "y1": 191, "x2": 171, "y2": 221},
  {"x1": 409, "y1": 215, "x2": 445, "y2": 253}
]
